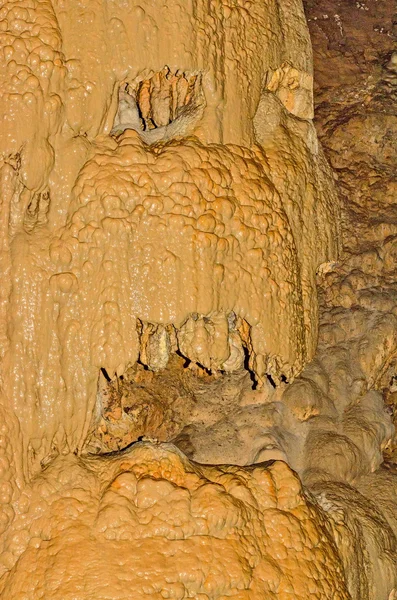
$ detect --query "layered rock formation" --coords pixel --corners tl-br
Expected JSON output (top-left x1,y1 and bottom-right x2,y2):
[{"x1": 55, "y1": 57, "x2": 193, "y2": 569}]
[
  {"x1": 0, "y1": 0, "x2": 396, "y2": 597},
  {"x1": 0, "y1": 0, "x2": 339, "y2": 470}
]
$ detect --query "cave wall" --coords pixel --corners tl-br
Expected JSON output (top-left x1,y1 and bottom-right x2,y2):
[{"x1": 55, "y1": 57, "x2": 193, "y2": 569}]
[{"x1": 0, "y1": 0, "x2": 395, "y2": 597}]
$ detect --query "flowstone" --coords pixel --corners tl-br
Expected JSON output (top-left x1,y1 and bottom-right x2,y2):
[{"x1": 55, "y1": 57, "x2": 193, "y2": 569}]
[
  {"x1": 0, "y1": 0, "x2": 339, "y2": 467},
  {"x1": 0, "y1": 444, "x2": 351, "y2": 599},
  {"x1": 0, "y1": 0, "x2": 396, "y2": 598}
]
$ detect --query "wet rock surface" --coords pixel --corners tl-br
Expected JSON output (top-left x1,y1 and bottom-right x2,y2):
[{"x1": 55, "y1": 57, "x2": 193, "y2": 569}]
[
  {"x1": 0, "y1": 444, "x2": 351, "y2": 599},
  {"x1": 0, "y1": 0, "x2": 396, "y2": 597}
]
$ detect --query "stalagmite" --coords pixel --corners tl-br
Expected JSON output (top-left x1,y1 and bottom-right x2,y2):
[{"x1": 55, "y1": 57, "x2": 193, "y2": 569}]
[{"x1": 0, "y1": 0, "x2": 396, "y2": 597}]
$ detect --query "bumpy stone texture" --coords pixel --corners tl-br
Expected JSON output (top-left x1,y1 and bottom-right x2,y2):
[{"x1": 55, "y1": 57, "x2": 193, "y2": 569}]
[
  {"x1": 300, "y1": 1, "x2": 397, "y2": 597},
  {"x1": 0, "y1": 444, "x2": 350, "y2": 599},
  {"x1": 301, "y1": 0, "x2": 397, "y2": 471},
  {"x1": 0, "y1": 0, "x2": 395, "y2": 598},
  {"x1": 58, "y1": 135, "x2": 302, "y2": 376},
  {"x1": 0, "y1": 0, "x2": 339, "y2": 470},
  {"x1": 304, "y1": 0, "x2": 396, "y2": 253},
  {"x1": 52, "y1": 127, "x2": 335, "y2": 387}
]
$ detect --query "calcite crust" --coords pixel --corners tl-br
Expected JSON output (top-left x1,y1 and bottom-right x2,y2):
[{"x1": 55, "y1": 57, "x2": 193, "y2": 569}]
[
  {"x1": 0, "y1": 444, "x2": 350, "y2": 599},
  {"x1": 0, "y1": 0, "x2": 396, "y2": 597},
  {"x1": 55, "y1": 134, "x2": 311, "y2": 380}
]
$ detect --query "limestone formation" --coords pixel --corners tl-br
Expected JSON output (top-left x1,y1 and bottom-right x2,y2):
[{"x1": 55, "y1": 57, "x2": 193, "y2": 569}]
[
  {"x1": 0, "y1": 0, "x2": 396, "y2": 598},
  {"x1": 0, "y1": 0, "x2": 339, "y2": 470},
  {"x1": 0, "y1": 444, "x2": 352, "y2": 599}
]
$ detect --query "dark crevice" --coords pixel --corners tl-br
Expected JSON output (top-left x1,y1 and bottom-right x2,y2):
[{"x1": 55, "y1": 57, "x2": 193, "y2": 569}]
[
  {"x1": 242, "y1": 345, "x2": 257, "y2": 389},
  {"x1": 101, "y1": 367, "x2": 112, "y2": 382}
]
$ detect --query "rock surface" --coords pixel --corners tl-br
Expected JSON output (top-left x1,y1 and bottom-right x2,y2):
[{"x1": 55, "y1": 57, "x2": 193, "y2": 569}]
[
  {"x1": 0, "y1": 444, "x2": 351, "y2": 599},
  {"x1": 0, "y1": 0, "x2": 396, "y2": 598}
]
